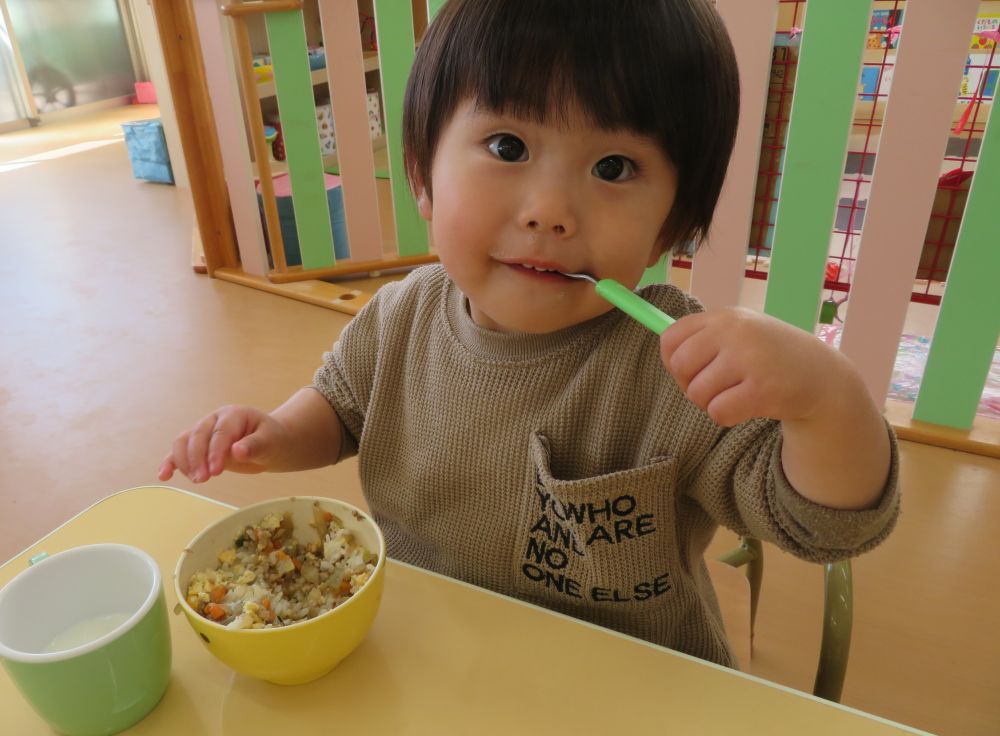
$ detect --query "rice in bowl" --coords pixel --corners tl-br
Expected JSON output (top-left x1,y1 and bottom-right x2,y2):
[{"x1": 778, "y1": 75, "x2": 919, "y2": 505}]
[{"x1": 185, "y1": 502, "x2": 377, "y2": 630}]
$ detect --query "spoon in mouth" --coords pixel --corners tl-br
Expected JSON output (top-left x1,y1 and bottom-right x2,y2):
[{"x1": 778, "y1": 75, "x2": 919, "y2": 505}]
[{"x1": 563, "y1": 272, "x2": 675, "y2": 335}]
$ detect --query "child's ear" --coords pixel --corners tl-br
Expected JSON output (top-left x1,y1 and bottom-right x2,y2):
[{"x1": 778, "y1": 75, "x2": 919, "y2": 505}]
[
  {"x1": 410, "y1": 168, "x2": 433, "y2": 221},
  {"x1": 415, "y1": 184, "x2": 432, "y2": 221}
]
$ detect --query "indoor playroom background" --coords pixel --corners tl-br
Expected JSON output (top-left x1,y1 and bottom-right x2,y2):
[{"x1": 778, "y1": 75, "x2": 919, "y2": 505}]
[
  {"x1": 2, "y1": 0, "x2": 998, "y2": 733},
  {"x1": 159, "y1": 0, "x2": 999, "y2": 461}
]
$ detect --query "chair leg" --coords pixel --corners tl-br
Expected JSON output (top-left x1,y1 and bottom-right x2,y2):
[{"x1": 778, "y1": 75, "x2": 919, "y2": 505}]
[
  {"x1": 720, "y1": 537, "x2": 852, "y2": 698},
  {"x1": 743, "y1": 537, "x2": 763, "y2": 641},
  {"x1": 718, "y1": 536, "x2": 764, "y2": 643},
  {"x1": 813, "y1": 559, "x2": 853, "y2": 702}
]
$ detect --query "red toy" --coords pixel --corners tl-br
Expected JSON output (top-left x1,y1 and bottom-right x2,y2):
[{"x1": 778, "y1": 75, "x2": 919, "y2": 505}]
[{"x1": 271, "y1": 122, "x2": 286, "y2": 161}]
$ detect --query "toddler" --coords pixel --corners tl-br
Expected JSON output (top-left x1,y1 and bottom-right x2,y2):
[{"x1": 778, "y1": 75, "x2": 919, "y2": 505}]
[{"x1": 160, "y1": 0, "x2": 899, "y2": 666}]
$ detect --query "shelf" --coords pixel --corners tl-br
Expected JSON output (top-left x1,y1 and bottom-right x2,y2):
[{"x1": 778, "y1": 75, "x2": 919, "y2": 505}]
[
  {"x1": 256, "y1": 52, "x2": 380, "y2": 99},
  {"x1": 252, "y1": 136, "x2": 390, "y2": 180}
]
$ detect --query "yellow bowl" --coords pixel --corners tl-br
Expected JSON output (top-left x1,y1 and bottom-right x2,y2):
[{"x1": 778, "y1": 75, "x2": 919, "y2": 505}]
[{"x1": 174, "y1": 496, "x2": 385, "y2": 685}]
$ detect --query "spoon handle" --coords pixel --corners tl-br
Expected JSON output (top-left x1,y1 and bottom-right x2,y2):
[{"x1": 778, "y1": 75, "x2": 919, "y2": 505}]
[{"x1": 595, "y1": 279, "x2": 675, "y2": 335}]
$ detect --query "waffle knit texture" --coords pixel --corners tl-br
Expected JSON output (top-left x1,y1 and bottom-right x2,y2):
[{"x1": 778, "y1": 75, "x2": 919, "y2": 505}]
[{"x1": 313, "y1": 265, "x2": 900, "y2": 667}]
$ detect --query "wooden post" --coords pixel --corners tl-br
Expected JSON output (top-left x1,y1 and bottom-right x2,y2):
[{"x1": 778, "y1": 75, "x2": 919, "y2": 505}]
[
  {"x1": 225, "y1": 5, "x2": 289, "y2": 273},
  {"x1": 149, "y1": 0, "x2": 239, "y2": 274}
]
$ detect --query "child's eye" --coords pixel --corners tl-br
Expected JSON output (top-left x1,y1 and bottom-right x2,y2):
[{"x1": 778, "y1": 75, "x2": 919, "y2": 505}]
[
  {"x1": 486, "y1": 134, "x2": 528, "y2": 162},
  {"x1": 593, "y1": 155, "x2": 636, "y2": 182}
]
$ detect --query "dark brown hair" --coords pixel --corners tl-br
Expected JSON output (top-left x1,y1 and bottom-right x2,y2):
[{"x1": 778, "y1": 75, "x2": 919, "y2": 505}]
[{"x1": 402, "y1": 0, "x2": 740, "y2": 254}]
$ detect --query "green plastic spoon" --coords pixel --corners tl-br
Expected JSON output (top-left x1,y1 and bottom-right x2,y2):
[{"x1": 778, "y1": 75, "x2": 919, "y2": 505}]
[{"x1": 564, "y1": 272, "x2": 675, "y2": 334}]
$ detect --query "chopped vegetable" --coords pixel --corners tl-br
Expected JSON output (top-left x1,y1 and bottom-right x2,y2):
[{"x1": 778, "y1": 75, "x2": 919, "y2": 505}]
[{"x1": 186, "y1": 504, "x2": 377, "y2": 630}]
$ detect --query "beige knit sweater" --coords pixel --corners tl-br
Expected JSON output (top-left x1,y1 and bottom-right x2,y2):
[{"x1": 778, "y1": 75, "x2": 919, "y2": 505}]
[{"x1": 313, "y1": 265, "x2": 900, "y2": 666}]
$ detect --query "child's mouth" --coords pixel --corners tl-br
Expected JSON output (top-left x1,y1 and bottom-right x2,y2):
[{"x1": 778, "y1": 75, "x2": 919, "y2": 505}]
[{"x1": 507, "y1": 263, "x2": 595, "y2": 282}]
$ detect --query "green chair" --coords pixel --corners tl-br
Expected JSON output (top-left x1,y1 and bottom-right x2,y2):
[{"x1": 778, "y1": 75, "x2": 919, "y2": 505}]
[{"x1": 718, "y1": 536, "x2": 853, "y2": 702}]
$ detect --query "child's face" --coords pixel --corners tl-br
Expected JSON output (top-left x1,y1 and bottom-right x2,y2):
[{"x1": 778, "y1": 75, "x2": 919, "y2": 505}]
[{"x1": 415, "y1": 98, "x2": 678, "y2": 334}]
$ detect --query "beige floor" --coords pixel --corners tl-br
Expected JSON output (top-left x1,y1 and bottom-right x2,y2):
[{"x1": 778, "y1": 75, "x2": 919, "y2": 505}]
[{"x1": 2, "y1": 108, "x2": 999, "y2": 736}]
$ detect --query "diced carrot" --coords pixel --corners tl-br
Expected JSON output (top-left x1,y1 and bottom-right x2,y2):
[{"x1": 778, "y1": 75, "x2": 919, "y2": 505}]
[
  {"x1": 291, "y1": 556, "x2": 303, "y2": 571},
  {"x1": 210, "y1": 585, "x2": 227, "y2": 603},
  {"x1": 205, "y1": 603, "x2": 226, "y2": 621},
  {"x1": 261, "y1": 598, "x2": 271, "y2": 610},
  {"x1": 322, "y1": 512, "x2": 334, "y2": 522},
  {"x1": 338, "y1": 579, "x2": 352, "y2": 596}
]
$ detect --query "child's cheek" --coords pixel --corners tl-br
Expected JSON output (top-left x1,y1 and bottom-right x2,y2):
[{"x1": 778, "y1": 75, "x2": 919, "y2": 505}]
[
  {"x1": 434, "y1": 180, "x2": 503, "y2": 249},
  {"x1": 433, "y1": 206, "x2": 481, "y2": 255}
]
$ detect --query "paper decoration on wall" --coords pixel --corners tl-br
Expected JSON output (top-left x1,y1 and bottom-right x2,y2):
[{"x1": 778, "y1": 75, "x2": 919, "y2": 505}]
[{"x1": 971, "y1": 15, "x2": 999, "y2": 51}]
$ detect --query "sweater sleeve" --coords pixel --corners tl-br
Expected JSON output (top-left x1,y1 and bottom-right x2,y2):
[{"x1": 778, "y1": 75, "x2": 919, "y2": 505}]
[
  {"x1": 640, "y1": 283, "x2": 902, "y2": 562},
  {"x1": 311, "y1": 311, "x2": 376, "y2": 460},
  {"x1": 311, "y1": 265, "x2": 445, "y2": 459},
  {"x1": 681, "y1": 414, "x2": 901, "y2": 564},
  {"x1": 310, "y1": 277, "x2": 410, "y2": 459}
]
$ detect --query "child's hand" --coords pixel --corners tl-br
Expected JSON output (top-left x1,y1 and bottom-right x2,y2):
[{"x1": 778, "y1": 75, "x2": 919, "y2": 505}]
[
  {"x1": 158, "y1": 405, "x2": 292, "y2": 483},
  {"x1": 659, "y1": 307, "x2": 846, "y2": 427}
]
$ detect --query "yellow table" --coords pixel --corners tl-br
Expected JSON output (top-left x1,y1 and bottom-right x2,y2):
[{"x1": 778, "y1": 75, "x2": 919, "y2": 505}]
[{"x1": 1, "y1": 487, "x2": 927, "y2": 735}]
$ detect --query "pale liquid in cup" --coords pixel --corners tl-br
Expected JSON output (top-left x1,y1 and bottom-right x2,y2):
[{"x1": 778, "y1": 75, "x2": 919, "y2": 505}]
[{"x1": 44, "y1": 612, "x2": 131, "y2": 653}]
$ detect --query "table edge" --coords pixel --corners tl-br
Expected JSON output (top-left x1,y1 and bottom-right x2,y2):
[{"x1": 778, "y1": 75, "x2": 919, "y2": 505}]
[{"x1": 1, "y1": 485, "x2": 236, "y2": 571}]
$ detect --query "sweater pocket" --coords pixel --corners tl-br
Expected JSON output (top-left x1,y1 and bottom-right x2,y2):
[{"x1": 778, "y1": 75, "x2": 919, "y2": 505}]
[{"x1": 512, "y1": 431, "x2": 683, "y2": 635}]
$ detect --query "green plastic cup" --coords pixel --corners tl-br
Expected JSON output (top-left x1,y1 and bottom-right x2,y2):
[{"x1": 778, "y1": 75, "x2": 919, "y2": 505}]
[{"x1": 0, "y1": 544, "x2": 171, "y2": 735}]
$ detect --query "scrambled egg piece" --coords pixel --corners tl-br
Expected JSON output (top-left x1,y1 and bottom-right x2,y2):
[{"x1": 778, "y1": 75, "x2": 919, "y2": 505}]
[{"x1": 186, "y1": 504, "x2": 377, "y2": 629}]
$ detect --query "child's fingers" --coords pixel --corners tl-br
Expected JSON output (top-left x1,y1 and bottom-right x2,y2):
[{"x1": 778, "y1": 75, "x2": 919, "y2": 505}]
[
  {"x1": 705, "y1": 381, "x2": 756, "y2": 427},
  {"x1": 206, "y1": 435, "x2": 233, "y2": 477},
  {"x1": 206, "y1": 411, "x2": 251, "y2": 476},
  {"x1": 186, "y1": 413, "x2": 220, "y2": 482},
  {"x1": 684, "y1": 358, "x2": 743, "y2": 414},
  {"x1": 659, "y1": 313, "x2": 709, "y2": 372},
  {"x1": 158, "y1": 454, "x2": 176, "y2": 481},
  {"x1": 664, "y1": 328, "x2": 721, "y2": 393},
  {"x1": 170, "y1": 431, "x2": 193, "y2": 478},
  {"x1": 231, "y1": 436, "x2": 253, "y2": 462},
  {"x1": 232, "y1": 428, "x2": 267, "y2": 464}
]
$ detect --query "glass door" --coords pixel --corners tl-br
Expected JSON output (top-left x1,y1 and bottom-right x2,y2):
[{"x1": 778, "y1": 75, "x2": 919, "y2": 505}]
[{"x1": 5, "y1": 0, "x2": 136, "y2": 114}]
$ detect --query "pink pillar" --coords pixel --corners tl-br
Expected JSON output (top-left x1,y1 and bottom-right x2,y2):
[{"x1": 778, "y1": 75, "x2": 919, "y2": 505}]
[
  {"x1": 691, "y1": 0, "x2": 778, "y2": 310},
  {"x1": 318, "y1": 0, "x2": 384, "y2": 262}
]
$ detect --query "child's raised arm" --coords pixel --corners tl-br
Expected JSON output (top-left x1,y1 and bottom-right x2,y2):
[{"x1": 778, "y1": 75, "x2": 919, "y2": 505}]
[
  {"x1": 660, "y1": 307, "x2": 891, "y2": 511},
  {"x1": 158, "y1": 388, "x2": 343, "y2": 484}
]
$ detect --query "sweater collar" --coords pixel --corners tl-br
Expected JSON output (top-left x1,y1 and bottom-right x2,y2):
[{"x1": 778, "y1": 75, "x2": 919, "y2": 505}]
[{"x1": 444, "y1": 276, "x2": 616, "y2": 362}]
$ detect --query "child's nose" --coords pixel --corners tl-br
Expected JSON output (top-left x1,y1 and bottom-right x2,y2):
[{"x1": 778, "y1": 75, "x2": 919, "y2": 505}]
[{"x1": 518, "y1": 185, "x2": 578, "y2": 238}]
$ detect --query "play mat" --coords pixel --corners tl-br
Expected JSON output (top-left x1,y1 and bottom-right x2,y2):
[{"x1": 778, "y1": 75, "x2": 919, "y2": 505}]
[{"x1": 817, "y1": 325, "x2": 1000, "y2": 420}]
